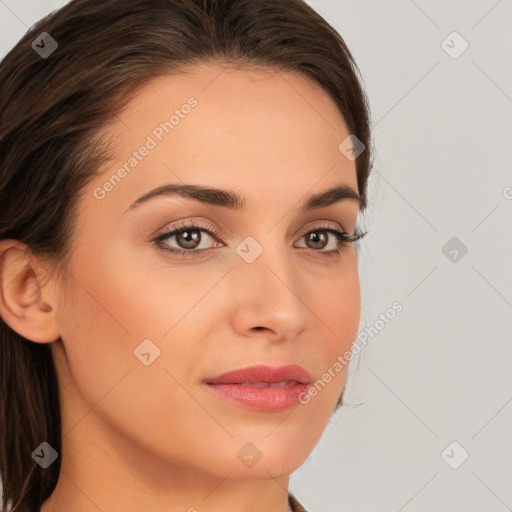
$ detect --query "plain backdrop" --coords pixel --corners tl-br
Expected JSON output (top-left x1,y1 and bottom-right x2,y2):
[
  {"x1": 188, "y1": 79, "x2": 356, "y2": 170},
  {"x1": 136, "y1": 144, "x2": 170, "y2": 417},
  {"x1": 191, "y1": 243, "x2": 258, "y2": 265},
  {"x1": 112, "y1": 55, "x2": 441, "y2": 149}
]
[{"x1": 0, "y1": 1, "x2": 511, "y2": 511}]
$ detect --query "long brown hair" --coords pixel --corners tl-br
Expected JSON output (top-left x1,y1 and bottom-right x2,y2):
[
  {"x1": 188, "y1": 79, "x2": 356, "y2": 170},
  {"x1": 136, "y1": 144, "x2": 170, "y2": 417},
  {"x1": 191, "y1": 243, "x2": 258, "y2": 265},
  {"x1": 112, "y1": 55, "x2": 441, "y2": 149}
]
[{"x1": 0, "y1": 1, "x2": 373, "y2": 510}]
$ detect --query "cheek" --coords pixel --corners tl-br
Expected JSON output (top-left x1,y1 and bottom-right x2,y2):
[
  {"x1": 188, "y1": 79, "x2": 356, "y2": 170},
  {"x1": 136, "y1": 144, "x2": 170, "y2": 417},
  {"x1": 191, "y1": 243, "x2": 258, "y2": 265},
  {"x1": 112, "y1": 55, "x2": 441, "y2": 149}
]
[
  {"x1": 306, "y1": 259, "x2": 361, "y2": 400},
  {"x1": 56, "y1": 237, "x2": 216, "y2": 405},
  {"x1": 56, "y1": 260, "x2": 205, "y2": 460},
  {"x1": 54, "y1": 245, "x2": 164, "y2": 412},
  {"x1": 56, "y1": 271, "x2": 138, "y2": 402},
  {"x1": 319, "y1": 258, "x2": 361, "y2": 348}
]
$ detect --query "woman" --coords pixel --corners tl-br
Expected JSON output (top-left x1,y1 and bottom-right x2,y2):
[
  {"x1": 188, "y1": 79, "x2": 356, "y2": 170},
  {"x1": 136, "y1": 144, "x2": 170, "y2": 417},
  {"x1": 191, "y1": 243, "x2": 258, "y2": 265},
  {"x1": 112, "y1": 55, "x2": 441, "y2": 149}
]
[{"x1": 0, "y1": 0, "x2": 373, "y2": 510}]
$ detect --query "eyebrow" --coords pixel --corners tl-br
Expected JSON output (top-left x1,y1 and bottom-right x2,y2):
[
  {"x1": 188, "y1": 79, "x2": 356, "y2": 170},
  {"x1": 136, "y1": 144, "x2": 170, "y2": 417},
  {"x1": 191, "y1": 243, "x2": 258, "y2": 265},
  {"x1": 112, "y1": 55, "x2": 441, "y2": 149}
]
[{"x1": 126, "y1": 182, "x2": 365, "y2": 213}]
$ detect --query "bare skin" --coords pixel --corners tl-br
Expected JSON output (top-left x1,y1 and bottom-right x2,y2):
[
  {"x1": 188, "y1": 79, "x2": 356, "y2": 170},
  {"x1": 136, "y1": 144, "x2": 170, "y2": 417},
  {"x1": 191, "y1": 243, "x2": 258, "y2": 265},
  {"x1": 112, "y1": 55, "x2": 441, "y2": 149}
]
[{"x1": 0, "y1": 62, "x2": 362, "y2": 512}]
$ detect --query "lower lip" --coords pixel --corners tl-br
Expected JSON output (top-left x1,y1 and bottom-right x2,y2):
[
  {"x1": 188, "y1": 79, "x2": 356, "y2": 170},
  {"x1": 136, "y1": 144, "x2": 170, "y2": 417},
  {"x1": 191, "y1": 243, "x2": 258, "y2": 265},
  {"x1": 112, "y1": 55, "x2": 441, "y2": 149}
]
[{"x1": 203, "y1": 382, "x2": 310, "y2": 411}]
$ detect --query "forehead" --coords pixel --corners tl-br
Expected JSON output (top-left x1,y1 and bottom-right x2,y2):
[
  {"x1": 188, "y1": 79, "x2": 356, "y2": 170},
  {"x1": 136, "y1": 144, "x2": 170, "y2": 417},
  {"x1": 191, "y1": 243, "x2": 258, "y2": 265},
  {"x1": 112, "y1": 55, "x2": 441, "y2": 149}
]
[
  {"x1": 120, "y1": 62, "x2": 347, "y2": 127},
  {"x1": 89, "y1": 62, "x2": 358, "y2": 215}
]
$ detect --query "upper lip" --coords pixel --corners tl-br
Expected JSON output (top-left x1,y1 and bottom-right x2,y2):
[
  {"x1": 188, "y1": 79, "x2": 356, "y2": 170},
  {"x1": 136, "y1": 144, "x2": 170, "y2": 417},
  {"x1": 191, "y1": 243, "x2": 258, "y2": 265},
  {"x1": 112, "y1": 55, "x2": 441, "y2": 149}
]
[{"x1": 204, "y1": 364, "x2": 312, "y2": 385}]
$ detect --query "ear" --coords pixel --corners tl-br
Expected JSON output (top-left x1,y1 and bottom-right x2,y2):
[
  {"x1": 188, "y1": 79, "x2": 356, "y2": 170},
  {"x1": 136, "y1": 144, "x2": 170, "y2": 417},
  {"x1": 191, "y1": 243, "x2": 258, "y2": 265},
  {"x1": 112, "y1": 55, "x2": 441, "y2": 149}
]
[{"x1": 0, "y1": 239, "x2": 60, "y2": 343}]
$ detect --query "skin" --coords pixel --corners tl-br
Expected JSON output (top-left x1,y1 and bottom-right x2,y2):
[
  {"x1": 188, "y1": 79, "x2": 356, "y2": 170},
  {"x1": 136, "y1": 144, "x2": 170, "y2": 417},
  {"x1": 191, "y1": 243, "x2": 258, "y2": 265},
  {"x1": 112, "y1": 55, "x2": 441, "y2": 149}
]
[{"x1": 0, "y1": 62, "x2": 362, "y2": 512}]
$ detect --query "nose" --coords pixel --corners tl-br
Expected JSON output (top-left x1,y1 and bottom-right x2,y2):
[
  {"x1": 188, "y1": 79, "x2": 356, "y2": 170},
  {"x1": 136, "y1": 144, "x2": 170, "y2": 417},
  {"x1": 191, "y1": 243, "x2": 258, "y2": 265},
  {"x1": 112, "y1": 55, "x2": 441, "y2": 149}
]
[{"x1": 228, "y1": 246, "x2": 313, "y2": 342}]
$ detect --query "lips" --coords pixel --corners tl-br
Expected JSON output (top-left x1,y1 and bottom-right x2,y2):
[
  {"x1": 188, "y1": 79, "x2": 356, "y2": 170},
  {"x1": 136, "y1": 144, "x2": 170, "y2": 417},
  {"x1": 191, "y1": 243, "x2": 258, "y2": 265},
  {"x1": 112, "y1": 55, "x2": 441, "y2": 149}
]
[
  {"x1": 203, "y1": 364, "x2": 312, "y2": 411},
  {"x1": 203, "y1": 364, "x2": 312, "y2": 385}
]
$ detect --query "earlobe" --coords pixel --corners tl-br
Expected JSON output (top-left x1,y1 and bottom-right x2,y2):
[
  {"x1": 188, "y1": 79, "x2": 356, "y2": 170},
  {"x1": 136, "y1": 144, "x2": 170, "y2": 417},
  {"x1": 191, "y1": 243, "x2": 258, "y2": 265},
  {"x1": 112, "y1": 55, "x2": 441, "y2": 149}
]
[{"x1": 0, "y1": 239, "x2": 60, "y2": 343}]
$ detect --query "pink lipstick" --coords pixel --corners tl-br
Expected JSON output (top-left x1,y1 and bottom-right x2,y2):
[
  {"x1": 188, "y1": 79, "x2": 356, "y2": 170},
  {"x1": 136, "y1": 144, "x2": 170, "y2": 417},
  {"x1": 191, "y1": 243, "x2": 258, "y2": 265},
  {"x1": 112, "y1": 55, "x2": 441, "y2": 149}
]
[{"x1": 203, "y1": 364, "x2": 312, "y2": 412}]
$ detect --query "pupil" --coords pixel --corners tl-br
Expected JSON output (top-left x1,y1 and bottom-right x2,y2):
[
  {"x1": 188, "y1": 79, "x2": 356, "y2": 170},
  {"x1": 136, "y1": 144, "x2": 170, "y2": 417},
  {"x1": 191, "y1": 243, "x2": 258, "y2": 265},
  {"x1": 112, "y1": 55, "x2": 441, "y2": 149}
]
[
  {"x1": 179, "y1": 230, "x2": 200, "y2": 248},
  {"x1": 308, "y1": 232, "x2": 326, "y2": 249}
]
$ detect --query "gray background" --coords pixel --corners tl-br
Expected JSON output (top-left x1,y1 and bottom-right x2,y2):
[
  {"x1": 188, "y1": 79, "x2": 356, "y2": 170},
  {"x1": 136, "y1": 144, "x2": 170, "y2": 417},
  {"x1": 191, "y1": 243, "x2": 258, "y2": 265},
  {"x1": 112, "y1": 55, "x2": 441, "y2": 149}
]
[{"x1": 1, "y1": 1, "x2": 511, "y2": 511}]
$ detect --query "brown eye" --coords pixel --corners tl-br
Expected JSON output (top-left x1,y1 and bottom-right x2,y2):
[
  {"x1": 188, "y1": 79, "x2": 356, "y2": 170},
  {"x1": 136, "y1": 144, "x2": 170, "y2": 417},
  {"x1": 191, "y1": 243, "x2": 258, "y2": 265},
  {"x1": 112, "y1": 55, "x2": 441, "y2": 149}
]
[
  {"x1": 153, "y1": 221, "x2": 221, "y2": 255},
  {"x1": 294, "y1": 225, "x2": 366, "y2": 257},
  {"x1": 175, "y1": 229, "x2": 202, "y2": 249},
  {"x1": 304, "y1": 231, "x2": 329, "y2": 250},
  {"x1": 296, "y1": 228, "x2": 344, "y2": 253}
]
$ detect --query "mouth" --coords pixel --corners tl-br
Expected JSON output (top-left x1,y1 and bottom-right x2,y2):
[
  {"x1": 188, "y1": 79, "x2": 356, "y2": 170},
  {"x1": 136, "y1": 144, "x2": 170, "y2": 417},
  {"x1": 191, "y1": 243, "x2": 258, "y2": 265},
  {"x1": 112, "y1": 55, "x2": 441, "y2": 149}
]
[{"x1": 203, "y1": 364, "x2": 312, "y2": 411}]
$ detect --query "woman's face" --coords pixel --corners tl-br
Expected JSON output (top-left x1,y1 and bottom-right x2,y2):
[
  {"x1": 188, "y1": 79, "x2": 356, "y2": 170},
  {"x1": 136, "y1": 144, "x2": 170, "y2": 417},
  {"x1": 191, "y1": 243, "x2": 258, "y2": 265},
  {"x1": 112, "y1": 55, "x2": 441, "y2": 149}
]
[{"x1": 48, "y1": 63, "x2": 362, "y2": 489}]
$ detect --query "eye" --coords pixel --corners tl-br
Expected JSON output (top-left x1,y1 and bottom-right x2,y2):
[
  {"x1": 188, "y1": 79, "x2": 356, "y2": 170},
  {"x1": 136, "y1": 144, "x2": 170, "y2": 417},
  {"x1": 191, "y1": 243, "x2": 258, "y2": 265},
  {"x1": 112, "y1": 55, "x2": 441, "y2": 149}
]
[
  {"x1": 294, "y1": 224, "x2": 365, "y2": 257},
  {"x1": 152, "y1": 220, "x2": 221, "y2": 257},
  {"x1": 152, "y1": 220, "x2": 367, "y2": 258}
]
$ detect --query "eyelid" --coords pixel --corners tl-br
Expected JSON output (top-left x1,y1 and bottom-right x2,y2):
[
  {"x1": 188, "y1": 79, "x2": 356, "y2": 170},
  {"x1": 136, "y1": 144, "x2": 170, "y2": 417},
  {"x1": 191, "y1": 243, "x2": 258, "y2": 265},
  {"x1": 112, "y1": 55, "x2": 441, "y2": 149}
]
[
  {"x1": 299, "y1": 220, "x2": 347, "y2": 236},
  {"x1": 155, "y1": 218, "x2": 348, "y2": 240}
]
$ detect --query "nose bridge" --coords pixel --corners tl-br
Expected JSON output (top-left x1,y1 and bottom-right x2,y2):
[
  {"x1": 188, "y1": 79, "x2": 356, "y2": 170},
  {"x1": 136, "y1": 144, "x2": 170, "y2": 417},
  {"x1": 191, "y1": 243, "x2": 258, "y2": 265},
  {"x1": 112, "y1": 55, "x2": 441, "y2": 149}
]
[{"x1": 231, "y1": 232, "x2": 309, "y2": 328}]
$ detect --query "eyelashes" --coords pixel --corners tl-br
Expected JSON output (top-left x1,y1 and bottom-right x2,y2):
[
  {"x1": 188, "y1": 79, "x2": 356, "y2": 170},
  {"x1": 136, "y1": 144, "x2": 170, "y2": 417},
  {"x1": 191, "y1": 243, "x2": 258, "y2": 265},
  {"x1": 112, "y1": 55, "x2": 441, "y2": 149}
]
[
  {"x1": 152, "y1": 220, "x2": 367, "y2": 259},
  {"x1": 152, "y1": 220, "x2": 223, "y2": 258}
]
